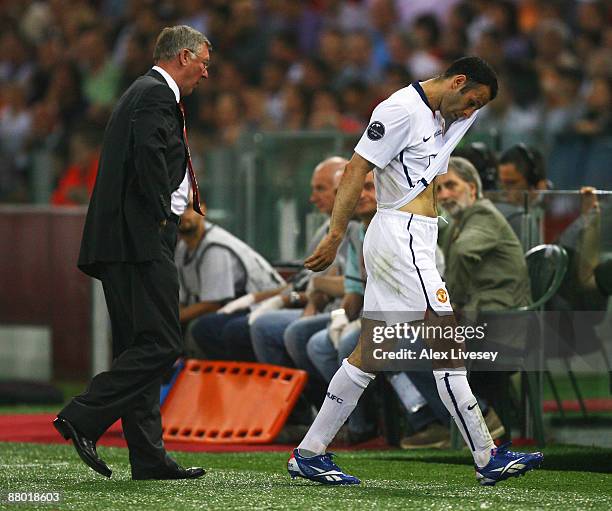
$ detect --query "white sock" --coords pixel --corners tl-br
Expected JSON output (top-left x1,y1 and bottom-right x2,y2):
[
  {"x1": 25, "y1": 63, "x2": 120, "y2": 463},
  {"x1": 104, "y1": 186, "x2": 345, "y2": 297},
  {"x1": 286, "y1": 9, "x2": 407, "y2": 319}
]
[
  {"x1": 433, "y1": 369, "x2": 494, "y2": 468},
  {"x1": 298, "y1": 359, "x2": 375, "y2": 455}
]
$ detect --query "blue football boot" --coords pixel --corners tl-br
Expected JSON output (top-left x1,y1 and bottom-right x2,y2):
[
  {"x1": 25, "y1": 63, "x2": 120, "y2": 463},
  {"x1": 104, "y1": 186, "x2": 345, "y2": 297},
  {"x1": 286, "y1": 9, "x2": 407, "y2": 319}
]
[
  {"x1": 287, "y1": 449, "x2": 360, "y2": 485},
  {"x1": 476, "y1": 442, "x2": 543, "y2": 486}
]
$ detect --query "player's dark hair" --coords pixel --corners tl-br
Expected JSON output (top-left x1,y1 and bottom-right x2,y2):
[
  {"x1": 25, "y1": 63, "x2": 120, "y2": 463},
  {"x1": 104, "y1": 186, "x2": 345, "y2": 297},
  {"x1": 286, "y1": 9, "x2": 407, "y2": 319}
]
[{"x1": 443, "y1": 56, "x2": 498, "y2": 100}]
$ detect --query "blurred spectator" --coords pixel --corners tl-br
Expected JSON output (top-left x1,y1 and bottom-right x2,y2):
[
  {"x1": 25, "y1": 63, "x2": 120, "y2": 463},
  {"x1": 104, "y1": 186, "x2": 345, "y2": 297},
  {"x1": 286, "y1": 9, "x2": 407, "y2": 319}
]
[
  {"x1": 498, "y1": 144, "x2": 548, "y2": 204},
  {"x1": 292, "y1": 57, "x2": 330, "y2": 95},
  {"x1": 176, "y1": 200, "x2": 285, "y2": 360},
  {"x1": 385, "y1": 29, "x2": 412, "y2": 70},
  {"x1": 0, "y1": 28, "x2": 33, "y2": 86},
  {"x1": 260, "y1": 60, "x2": 288, "y2": 127},
  {"x1": 117, "y1": 31, "x2": 155, "y2": 93},
  {"x1": 0, "y1": 82, "x2": 32, "y2": 200},
  {"x1": 279, "y1": 83, "x2": 309, "y2": 131},
  {"x1": 474, "y1": 68, "x2": 542, "y2": 149},
  {"x1": 111, "y1": 1, "x2": 160, "y2": 66},
  {"x1": 397, "y1": 0, "x2": 462, "y2": 27},
  {"x1": 306, "y1": 88, "x2": 337, "y2": 130},
  {"x1": 316, "y1": 27, "x2": 344, "y2": 79},
  {"x1": 539, "y1": 63, "x2": 584, "y2": 148},
  {"x1": 0, "y1": 82, "x2": 32, "y2": 171},
  {"x1": 44, "y1": 60, "x2": 88, "y2": 133},
  {"x1": 408, "y1": 14, "x2": 444, "y2": 79},
  {"x1": 484, "y1": 0, "x2": 530, "y2": 61},
  {"x1": 28, "y1": 35, "x2": 63, "y2": 105},
  {"x1": 223, "y1": 0, "x2": 267, "y2": 84},
  {"x1": 377, "y1": 63, "x2": 413, "y2": 100},
  {"x1": 367, "y1": 0, "x2": 397, "y2": 72},
  {"x1": 573, "y1": 77, "x2": 612, "y2": 137},
  {"x1": 77, "y1": 26, "x2": 121, "y2": 123},
  {"x1": 308, "y1": 89, "x2": 362, "y2": 134},
  {"x1": 335, "y1": 32, "x2": 381, "y2": 89},
  {"x1": 338, "y1": 80, "x2": 371, "y2": 130},
  {"x1": 50, "y1": 127, "x2": 101, "y2": 206},
  {"x1": 176, "y1": 0, "x2": 210, "y2": 35},
  {"x1": 496, "y1": 143, "x2": 548, "y2": 245},
  {"x1": 574, "y1": 0, "x2": 607, "y2": 44},
  {"x1": 0, "y1": 1, "x2": 610, "y2": 204},
  {"x1": 532, "y1": 19, "x2": 574, "y2": 70},
  {"x1": 469, "y1": 28, "x2": 505, "y2": 71},
  {"x1": 213, "y1": 92, "x2": 248, "y2": 146},
  {"x1": 214, "y1": 60, "x2": 247, "y2": 97},
  {"x1": 453, "y1": 141, "x2": 499, "y2": 191}
]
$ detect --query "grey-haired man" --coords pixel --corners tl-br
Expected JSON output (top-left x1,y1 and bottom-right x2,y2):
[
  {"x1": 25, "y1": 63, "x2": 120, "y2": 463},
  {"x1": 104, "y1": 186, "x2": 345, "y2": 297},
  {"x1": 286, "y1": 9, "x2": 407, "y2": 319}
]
[{"x1": 54, "y1": 25, "x2": 210, "y2": 481}]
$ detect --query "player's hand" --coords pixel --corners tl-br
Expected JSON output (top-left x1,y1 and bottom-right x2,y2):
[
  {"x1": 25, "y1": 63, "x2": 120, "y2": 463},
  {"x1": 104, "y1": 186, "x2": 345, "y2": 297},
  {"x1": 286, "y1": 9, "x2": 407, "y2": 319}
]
[{"x1": 304, "y1": 234, "x2": 342, "y2": 272}]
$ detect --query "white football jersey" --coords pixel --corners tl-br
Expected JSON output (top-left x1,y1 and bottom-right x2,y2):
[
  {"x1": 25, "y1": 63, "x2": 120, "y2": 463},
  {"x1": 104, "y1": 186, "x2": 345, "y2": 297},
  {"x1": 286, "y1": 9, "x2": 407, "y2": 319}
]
[{"x1": 354, "y1": 82, "x2": 449, "y2": 209}]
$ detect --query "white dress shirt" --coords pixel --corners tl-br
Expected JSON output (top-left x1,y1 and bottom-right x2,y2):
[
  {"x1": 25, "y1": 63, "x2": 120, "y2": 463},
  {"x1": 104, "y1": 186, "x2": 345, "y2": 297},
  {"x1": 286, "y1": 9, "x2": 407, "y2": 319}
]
[{"x1": 151, "y1": 66, "x2": 191, "y2": 216}]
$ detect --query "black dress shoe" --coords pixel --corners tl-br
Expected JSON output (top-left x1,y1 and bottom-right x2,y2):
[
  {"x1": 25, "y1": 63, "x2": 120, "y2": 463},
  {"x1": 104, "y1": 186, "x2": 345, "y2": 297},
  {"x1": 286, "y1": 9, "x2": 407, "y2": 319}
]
[
  {"x1": 53, "y1": 416, "x2": 112, "y2": 478},
  {"x1": 132, "y1": 466, "x2": 206, "y2": 480}
]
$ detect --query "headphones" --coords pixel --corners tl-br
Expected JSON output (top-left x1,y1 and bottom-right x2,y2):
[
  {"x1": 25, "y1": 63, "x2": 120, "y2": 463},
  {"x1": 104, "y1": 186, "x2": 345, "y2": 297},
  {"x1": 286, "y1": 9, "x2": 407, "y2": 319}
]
[
  {"x1": 469, "y1": 141, "x2": 498, "y2": 190},
  {"x1": 453, "y1": 141, "x2": 498, "y2": 190},
  {"x1": 515, "y1": 143, "x2": 542, "y2": 187}
]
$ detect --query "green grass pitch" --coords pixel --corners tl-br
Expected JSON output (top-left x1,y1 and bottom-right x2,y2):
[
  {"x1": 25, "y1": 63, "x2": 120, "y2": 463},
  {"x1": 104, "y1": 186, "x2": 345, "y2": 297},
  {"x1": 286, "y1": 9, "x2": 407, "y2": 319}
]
[{"x1": 1, "y1": 443, "x2": 611, "y2": 510}]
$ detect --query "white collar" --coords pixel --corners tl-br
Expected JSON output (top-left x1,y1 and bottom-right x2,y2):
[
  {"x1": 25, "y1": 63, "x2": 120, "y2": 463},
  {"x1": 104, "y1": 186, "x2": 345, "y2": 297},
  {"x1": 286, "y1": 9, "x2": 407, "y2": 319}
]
[{"x1": 151, "y1": 66, "x2": 180, "y2": 103}]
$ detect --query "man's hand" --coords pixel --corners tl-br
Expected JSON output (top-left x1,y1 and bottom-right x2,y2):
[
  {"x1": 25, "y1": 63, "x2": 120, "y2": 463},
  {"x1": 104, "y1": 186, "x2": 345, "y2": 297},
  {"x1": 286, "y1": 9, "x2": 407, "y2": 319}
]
[
  {"x1": 248, "y1": 295, "x2": 284, "y2": 325},
  {"x1": 580, "y1": 186, "x2": 600, "y2": 216},
  {"x1": 218, "y1": 293, "x2": 255, "y2": 314},
  {"x1": 304, "y1": 234, "x2": 342, "y2": 271}
]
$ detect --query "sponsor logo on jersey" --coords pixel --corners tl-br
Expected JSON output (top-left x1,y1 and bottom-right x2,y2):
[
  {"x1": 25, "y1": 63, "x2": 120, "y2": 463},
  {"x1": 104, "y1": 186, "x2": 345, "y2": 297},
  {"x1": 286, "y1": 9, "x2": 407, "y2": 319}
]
[
  {"x1": 434, "y1": 129, "x2": 443, "y2": 137},
  {"x1": 436, "y1": 288, "x2": 448, "y2": 303},
  {"x1": 422, "y1": 135, "x2": 431, "y2": 142},
  {"x1": 367, "y1": 121, "x2": 385, "y2": 141}
]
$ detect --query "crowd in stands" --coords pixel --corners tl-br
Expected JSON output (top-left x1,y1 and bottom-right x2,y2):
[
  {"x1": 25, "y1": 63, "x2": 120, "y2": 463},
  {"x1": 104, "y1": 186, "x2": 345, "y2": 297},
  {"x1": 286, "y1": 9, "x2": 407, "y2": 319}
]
[{"x1": 1, "y1": 0, "x2": 611, "y2": 202}]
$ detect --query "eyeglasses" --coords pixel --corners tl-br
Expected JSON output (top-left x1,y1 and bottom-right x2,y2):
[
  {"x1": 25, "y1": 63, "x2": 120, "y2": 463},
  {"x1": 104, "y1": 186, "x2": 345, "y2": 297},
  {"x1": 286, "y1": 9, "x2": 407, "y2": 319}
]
[{"x1": 186, "y1": 48, "x2": 210, "y2": 70}]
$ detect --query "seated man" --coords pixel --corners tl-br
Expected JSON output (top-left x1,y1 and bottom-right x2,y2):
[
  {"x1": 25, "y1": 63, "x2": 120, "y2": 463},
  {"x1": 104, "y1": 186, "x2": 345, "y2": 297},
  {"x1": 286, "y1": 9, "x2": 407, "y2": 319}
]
[
  {"x1": 176, "y1": 201, "x2": 284, "y2": 360},
  {"x1": 400, "y1": 156, "x2": 531, "y2": 448}
]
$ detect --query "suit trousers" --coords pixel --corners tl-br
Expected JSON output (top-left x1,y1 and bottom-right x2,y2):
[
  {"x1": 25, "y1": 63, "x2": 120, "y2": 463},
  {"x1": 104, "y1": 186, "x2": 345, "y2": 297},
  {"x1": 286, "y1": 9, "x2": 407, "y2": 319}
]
[{"x1": 60, "y1": 222, "x2": 182, "y2": 475}]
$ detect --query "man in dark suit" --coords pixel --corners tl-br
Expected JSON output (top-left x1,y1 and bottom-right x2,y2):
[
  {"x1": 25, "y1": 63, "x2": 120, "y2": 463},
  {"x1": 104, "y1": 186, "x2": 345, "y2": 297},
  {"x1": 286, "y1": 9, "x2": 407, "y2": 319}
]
[{"x1": 53, "y1": 25, "x2": 211, "y2": 480}]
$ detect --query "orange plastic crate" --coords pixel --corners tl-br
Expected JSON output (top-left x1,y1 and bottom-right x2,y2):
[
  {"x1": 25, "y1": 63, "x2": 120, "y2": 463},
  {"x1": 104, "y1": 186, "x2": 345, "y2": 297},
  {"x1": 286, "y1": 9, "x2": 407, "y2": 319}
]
[{"x1": 161, "y1": 360, "x2": 308, "y2": 444}]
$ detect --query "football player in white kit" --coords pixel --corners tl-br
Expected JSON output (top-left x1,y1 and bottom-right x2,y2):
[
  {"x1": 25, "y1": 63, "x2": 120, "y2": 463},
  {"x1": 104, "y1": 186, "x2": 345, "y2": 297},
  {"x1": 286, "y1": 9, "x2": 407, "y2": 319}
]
[{"x1": 287, "y1": 57, "x2": 543, "y2": 486}]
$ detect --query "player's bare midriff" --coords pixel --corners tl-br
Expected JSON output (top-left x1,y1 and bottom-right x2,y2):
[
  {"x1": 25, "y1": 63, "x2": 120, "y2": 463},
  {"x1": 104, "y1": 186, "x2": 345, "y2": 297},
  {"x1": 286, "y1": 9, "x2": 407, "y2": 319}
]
[{"x1": 397, "y1": 176, "x2": 438, "y2": 217}]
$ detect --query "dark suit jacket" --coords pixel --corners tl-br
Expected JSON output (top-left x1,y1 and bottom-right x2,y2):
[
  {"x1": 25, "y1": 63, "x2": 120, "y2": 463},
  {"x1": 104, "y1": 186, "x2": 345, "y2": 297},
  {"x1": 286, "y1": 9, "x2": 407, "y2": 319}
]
[{"x1": 78, "y1": 69, "x2": 188, "y2": 278}]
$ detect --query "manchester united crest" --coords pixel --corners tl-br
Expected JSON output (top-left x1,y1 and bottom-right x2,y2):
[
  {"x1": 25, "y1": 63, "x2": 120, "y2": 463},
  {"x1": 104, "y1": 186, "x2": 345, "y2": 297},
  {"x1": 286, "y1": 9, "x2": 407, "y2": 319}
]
[{"x1": 436, "y1": 288, "x2": 448, "y2": 303}]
